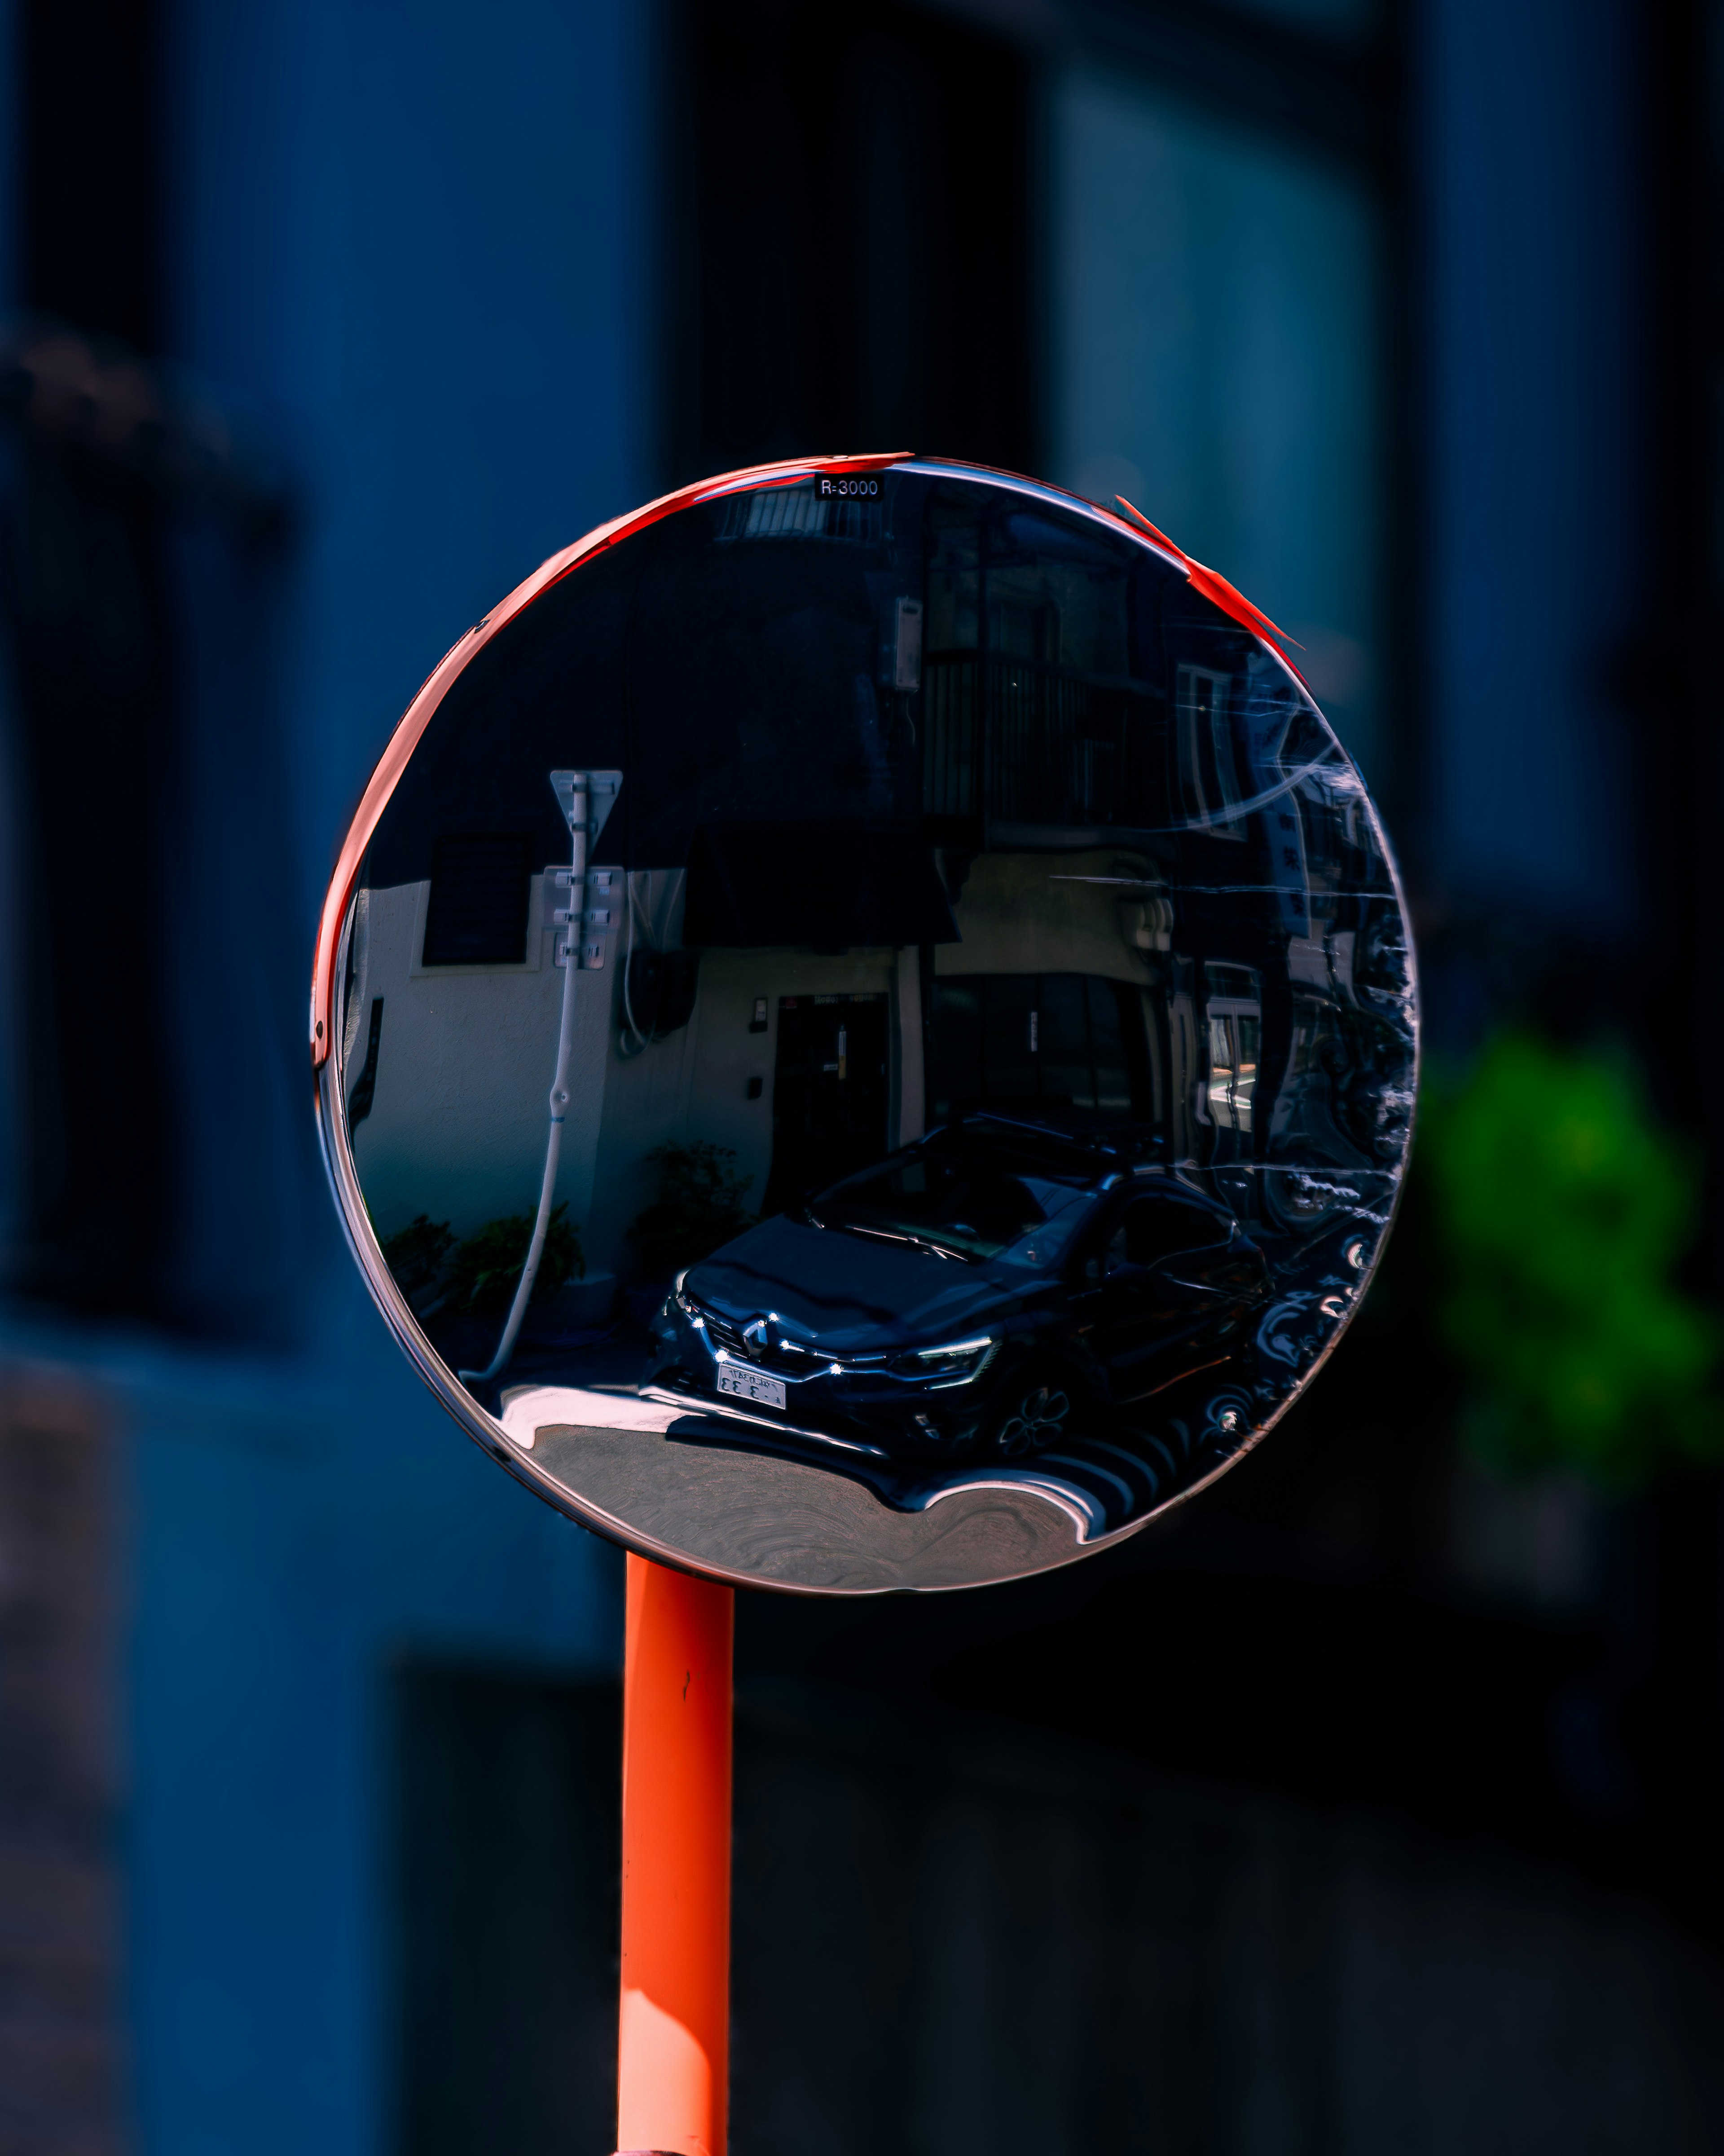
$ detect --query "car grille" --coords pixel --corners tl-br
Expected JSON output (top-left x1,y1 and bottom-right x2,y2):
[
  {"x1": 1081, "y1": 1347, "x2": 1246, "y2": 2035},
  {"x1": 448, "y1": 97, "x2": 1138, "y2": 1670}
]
[
  {"x1": 701, "y1": 1311, "x2": 750, "y2": 1358},
  {"x1": 686, "y1": 1296, "x2": 884, "y2": 1377}
]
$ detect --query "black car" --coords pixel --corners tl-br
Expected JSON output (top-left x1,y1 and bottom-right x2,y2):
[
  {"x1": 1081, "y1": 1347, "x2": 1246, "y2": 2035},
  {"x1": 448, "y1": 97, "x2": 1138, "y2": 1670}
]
[{"x1": 645, "y1": 1115, "x2": 1270, "y2": 1459}]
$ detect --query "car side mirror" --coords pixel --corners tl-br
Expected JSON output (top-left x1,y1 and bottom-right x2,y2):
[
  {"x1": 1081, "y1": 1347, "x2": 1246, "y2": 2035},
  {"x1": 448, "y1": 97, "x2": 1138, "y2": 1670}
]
[{"x1": 311, "y1": 455, "x2": 1416, "y2": 1594}]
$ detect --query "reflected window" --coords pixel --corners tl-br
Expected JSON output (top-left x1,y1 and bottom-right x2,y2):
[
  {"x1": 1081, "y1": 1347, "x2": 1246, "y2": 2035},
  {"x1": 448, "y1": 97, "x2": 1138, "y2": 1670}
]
[
  {"x1": 920, "y1": 489, "x2": 1148, "y2": 834},
  {"x1": 719, "y1": 487, "x2": 882, "y2": 546},
  {"x1": 1176, "y1": 666, "x2": 1247, "y2": 836},
  {"x1": 422, "y1": 833, "x2": 534, "y2": 968},
  {"x1": 1203, "y1": 962, "x2": 1262, "y2": 1133},
  {"x1": 930, "y1": 973, "x2": 1152, "y2": 1125}
]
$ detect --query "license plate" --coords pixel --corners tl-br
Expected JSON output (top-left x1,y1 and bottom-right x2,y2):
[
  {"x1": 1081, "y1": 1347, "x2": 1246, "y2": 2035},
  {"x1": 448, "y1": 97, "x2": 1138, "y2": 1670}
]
[{"x1": 717, "y1": 1362, "x2": 787, "y2": 1412}]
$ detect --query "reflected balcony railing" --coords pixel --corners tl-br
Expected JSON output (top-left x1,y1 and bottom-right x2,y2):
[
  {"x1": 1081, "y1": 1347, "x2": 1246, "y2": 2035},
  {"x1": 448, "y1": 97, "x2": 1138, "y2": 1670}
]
[{"x1": 920, "y1": 652, "x2": 1160, "y2": 829}]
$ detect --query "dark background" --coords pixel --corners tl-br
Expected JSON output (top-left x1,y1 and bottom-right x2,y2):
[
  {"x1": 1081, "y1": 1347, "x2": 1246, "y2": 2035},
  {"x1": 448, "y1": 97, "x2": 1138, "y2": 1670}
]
[{"x1": 0, "y1": 0, "x2": 1721, "y2": 2151}]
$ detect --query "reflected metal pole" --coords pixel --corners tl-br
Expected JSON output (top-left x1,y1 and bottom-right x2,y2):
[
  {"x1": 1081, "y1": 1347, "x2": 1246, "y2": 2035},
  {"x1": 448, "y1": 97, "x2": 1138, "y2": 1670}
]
[{"x1": 616, "y1": 1554, "x2": 733, "y2": 2156}]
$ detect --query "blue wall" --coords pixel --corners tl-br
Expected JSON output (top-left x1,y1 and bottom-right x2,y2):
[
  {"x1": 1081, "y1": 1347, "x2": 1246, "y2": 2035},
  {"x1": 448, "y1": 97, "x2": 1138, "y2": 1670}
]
[
  {"x1": 122, "y1": 1327, "x2": 622, "y2": 2156},
  {"x1": 124, "y1": 2, "x2": 646, "y2": 2147},
  {"x1": 164, "y1": 0, "x2": 653, "y2": 889},
  {"x1": 1423, "y1": 0, "x2": 1646, "y2": 928}
]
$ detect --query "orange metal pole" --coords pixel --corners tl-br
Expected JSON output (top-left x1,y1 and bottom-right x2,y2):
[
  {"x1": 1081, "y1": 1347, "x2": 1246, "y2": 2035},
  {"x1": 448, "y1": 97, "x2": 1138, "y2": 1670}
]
[{"x1": 616, "y1": 1554, "x2": 734, "y2": 2156}]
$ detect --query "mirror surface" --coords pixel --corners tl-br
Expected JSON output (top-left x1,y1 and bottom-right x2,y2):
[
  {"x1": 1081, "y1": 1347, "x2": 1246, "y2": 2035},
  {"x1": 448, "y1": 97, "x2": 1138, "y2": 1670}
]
[{"x1": 315, "y1": 459, "x2": 1417, "y2": 1593}]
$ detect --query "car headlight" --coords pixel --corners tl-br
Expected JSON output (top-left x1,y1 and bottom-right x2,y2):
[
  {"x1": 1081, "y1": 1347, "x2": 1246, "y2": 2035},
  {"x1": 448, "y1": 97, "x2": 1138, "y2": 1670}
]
[
  {"x1": 894, "y1": 1336, "x2": 999, "y2": 1384},
  {"x1": 673, "y1": 1279, "x2": 700, "y2": 1321}
]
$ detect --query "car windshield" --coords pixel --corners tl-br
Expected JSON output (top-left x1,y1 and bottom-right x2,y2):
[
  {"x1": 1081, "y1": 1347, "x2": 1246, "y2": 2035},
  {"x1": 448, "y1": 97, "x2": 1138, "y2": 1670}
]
[{"x1": 807, "y1": 1132, "x2": 1097, "y2": 1263}]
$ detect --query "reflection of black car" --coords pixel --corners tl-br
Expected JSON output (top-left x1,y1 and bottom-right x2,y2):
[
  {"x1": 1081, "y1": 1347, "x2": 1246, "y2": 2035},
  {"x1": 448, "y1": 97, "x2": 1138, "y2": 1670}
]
[{"x1": 645, "y1": 1116, "x2": 1269, "y2": 1459}]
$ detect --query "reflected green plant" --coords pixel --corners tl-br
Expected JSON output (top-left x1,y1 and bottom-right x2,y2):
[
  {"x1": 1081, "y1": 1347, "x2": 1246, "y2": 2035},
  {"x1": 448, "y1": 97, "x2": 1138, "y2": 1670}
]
[
  {"x1": 628, "y1": 1141, "x2": 754, "y2": 1279},
  {"x1": 447, "y1": 1204, "x2": 584, "y2": 1314},
  {"x1": 1421, "y1": 1031, "x2": 1721, "y2": 1486},
  {"x1": 377, "y1": 1207, "x2": 583, "y2": 1319},
  {"x1": 379, "y1": 1213, "x2": 456, "y2": 1304}
]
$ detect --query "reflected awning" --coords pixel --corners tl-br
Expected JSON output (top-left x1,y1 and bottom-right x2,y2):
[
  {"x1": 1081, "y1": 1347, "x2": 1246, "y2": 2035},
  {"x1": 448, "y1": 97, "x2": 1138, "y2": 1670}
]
[{"x1": 683, "y1": 821, "x2": 959, "y2": 950}]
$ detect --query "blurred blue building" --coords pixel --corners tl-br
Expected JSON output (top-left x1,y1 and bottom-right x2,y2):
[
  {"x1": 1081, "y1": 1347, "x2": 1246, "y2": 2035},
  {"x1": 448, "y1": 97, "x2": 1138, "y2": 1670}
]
[{"x1": 0, "y1": 1, "x2": 1718, "y2": 2151}]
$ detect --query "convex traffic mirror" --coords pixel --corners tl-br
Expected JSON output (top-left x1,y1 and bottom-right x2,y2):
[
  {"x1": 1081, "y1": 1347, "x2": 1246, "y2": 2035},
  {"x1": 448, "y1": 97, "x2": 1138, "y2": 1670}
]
[{"x1": 312, "y1": 456, "x2": 1417, "y2": 1593}]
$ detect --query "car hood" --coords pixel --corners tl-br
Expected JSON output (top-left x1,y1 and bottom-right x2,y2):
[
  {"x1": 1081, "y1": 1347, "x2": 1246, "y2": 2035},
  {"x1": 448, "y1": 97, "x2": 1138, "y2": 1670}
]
[{"x1": 686, "y1": 1213, "x2": 1025, "y2": 1351}]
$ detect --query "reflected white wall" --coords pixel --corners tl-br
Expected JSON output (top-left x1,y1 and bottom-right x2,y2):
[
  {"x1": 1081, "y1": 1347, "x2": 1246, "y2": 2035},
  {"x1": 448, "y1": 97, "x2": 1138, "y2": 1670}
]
[{"x1": 352, "y1": 851, "x2": 1188, "y2": 1287}]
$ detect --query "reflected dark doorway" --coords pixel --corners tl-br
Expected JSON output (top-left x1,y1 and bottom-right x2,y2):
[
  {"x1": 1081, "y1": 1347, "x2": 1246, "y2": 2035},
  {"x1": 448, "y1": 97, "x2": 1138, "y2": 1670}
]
[{"x1": 763, "y1": 993, "x2": 891, "y2": 1215}]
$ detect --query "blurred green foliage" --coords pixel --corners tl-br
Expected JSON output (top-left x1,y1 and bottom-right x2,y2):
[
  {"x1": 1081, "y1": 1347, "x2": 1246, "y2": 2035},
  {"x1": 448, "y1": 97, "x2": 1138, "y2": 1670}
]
[{"x1": 1420, "y1": 1032, "x2": 1721, "y2": 1487}]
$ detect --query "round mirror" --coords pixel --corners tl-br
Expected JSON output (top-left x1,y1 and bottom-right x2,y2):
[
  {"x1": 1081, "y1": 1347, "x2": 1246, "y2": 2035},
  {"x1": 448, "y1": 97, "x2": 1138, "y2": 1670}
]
[{"x1": 311, "y1": 456, "x2": 1416, "y2": 1594}]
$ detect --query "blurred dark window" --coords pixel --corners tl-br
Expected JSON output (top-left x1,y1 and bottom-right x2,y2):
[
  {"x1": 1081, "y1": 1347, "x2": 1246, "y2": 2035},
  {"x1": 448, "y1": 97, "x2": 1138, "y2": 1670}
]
[
  {"x1": 664, "y1": 0, "x2": 1036, "y2": 481},
  {"x1": 21, "y1": 0, "x2": 160, "y2": 349},
  {"x1": 1224, "y1": 0, "x2": 1377, "y2": 31},
  {"x1": 0, "y1": 0, "x2": 304, "y2": 1338},
  {"x1": 2, "y1": 0, "x2": 167, "y2": 1319},
  {"x1": 1, "y1": 394, "x2": 176, "y2": 1315}
]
